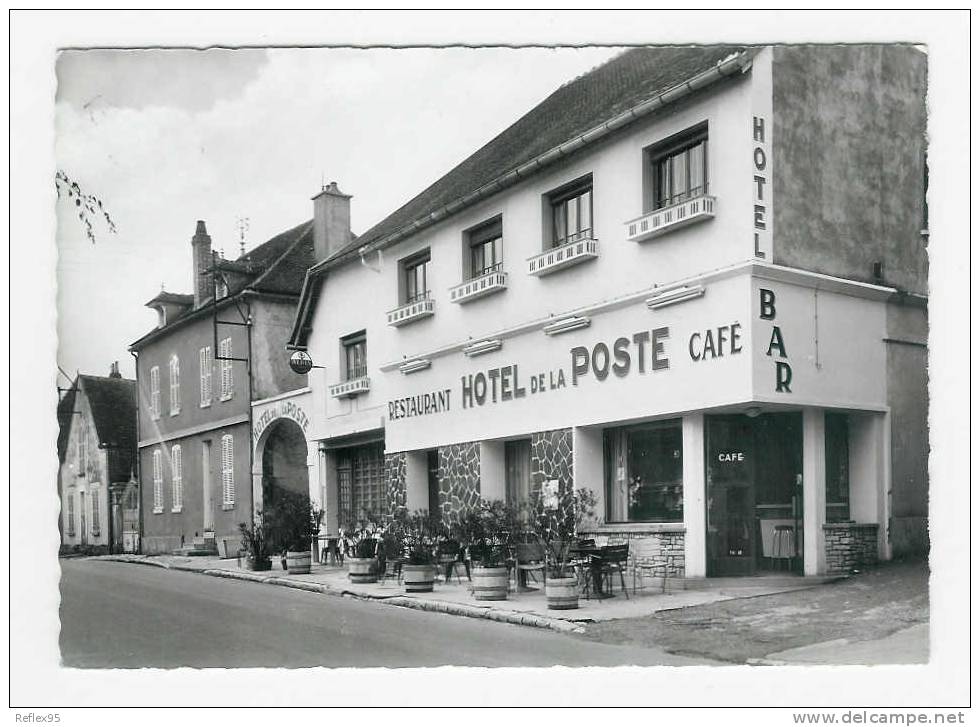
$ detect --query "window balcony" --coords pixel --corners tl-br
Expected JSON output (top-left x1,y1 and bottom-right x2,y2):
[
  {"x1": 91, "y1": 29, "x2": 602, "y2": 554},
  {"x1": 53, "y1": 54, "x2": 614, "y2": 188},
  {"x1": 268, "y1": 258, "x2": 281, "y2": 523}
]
[
  {"x1": 449, "y1": 268, "x2": 508, "y2": 304},
  {"x1": 625, "y1": 194, "x2": 716, "y2": 242},
  {"x1": 387, "y1": 295, "x2": 435, "y2": 327},
  {"x1": 329, "y1": 376, "x2": 371, "y2": 398},
  {"x1": 527, "y1": 237, "x2": 599, "y2": 277}
]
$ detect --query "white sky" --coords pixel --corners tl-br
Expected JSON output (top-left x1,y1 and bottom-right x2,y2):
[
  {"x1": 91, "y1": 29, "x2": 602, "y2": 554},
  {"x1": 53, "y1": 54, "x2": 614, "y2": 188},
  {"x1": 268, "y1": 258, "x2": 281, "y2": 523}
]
[{"x1": 55, "y1": 46, "x2": 623, "y2": 381}]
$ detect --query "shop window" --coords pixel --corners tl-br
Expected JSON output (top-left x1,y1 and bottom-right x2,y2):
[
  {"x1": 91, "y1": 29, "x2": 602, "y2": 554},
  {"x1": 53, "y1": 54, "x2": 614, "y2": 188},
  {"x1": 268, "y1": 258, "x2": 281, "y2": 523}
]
[
  {"x1": 152, "y1": 449, "x2": 164, "y2": 514},
  {"x1": 605, "y1": 420, "x2": 683, "y2": 523},
  {"x1": 401, "y1": 250, "x2": 431, "y2": 304},
  {"x1": 149, "y1": 366, "x2": 161, "y2": 420},
  {"x1": 467, "y1": 217, "x2": 503, "y2": 278},
  {"x1": 505, "y1": 439, "x2": 532, "y2": 511},
  {"x1": 825, "y1": 413, "x2": 850, "y2": 522},
  {"x1": 547, "y1": 174, "x2": 593, "y2": 248},
  {"x1": 342, "y1": 331, "x2": 367, "y2": 381},
  {"x1": 650, "y1": 126, "x2": 708, "y2": 210}
]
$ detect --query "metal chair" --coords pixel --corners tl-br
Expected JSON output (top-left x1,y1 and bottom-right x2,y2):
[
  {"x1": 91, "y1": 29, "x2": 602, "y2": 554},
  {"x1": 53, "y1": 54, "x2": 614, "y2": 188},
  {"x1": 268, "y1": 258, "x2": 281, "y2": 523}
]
[
  {"x1": 630, "y1": 538, "x2": 668, "y2": 594},
  {"x1": 598, "y1": 544, "x2": 630, "y2": 599},
  {"x1": 771, "y1": 525, "x2": 796, "y2": 571},
  {"x1": 514, "y1": 542, "x2": 546, "y2": 591}
]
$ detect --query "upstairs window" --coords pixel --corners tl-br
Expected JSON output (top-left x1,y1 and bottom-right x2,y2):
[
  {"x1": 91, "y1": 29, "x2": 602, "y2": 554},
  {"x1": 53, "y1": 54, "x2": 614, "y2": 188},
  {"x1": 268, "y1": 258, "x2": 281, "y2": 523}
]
[
  {"x1": 149, "y1": 366, "x2": 161, "y2": 420},
  {"x1": 199, "y1": 346, "x2": 212, "y2": 407},
  {"x1": 219, "y1": 337, "x2": 234, "y2": 401},
  {"x1": 549, "y1": 175, "x2": 593, "y2": 248},
  {"x1": 342, "y1": 331, "x2": 367, "y2": 381},
  {"x1": 403, "y1": 251, "x2": 431, "y2": 304},
  {"x1": 652, "y1": 130, "x2": 708, "y2": 210},
  {"x1": 76, "y1": 417, "x2": 87, "y2": 473},
  {"x1": 169, "y1": 354, "x2": 181, "y2": 415},
  {"x1": 468, "y1": 217, "x2": 503, "y2": 279}
]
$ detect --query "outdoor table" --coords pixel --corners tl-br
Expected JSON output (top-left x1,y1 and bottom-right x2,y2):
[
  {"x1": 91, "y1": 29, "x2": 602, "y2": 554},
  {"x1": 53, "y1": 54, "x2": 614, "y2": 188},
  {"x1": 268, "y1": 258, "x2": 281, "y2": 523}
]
[{"x1": 568, "y1": 546, "x2": 613, "y2": 599}]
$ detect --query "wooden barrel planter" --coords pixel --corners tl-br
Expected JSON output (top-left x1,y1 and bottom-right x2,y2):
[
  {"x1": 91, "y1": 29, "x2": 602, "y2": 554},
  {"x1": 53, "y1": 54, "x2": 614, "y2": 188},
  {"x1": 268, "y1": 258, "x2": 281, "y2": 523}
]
[
  {"x1": 347, "y1": 557, "x2": 378, "y2": 583},
  {"x1": 402, "y1": 564, "x2": 436, "y2": 593},
  {"x1": 244, "y1": 555, "x2": 272, "y2": 572},
  {"x1": 472, "y1": 566, "x2": 510, "y2": 601},
  {"x1": 545, "y1": 576, "x2": 579, "y2": 610},
  {"x1": 285, "y1": 550, "x2": 312, "y2": 575}
]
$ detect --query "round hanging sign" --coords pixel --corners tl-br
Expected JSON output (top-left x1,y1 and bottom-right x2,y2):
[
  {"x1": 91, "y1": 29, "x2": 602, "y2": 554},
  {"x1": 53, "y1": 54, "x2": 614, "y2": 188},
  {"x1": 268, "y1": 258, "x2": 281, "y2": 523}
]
[{"x1": 288, "y1": 350, "x2": 314, "y2": 375}]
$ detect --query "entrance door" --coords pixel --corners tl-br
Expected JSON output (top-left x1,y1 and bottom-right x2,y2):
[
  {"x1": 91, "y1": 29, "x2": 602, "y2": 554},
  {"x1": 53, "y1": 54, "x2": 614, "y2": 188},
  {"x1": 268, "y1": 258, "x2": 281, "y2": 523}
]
[
  {"x1": 706, "y1": 413, "x2": 803, "y2": 576},
  {"x1": 427, "y1": 450, "x2": 440, "y2": 518},
  {"x1": 505, "y1": 439, "x2": 531, "y2": 511}
]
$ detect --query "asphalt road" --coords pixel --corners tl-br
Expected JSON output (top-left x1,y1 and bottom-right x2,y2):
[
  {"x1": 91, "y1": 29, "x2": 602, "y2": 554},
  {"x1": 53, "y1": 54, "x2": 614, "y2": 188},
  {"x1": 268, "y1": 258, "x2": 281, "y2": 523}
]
[{"x1": 59, "y1": 559, "x2": 708, "y2": 668}]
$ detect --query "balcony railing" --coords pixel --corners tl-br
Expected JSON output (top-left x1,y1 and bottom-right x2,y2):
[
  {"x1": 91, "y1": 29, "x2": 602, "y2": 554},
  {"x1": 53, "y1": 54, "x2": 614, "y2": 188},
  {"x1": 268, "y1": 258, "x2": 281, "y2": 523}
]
[
  {"x1": 387, "y1": 295, "x2": 435, "y2": 327},
  {"x1": 527, "y1": 237, "x2": 599, "y2": 277},
  {"x1": 329, "y1": 376, "x2": 371, "y2": 398},
  {"x1": 625, "y1": 194, "x2": 716, "y2": 242},
  {"x1": 449, "y1": 269, "x2": 508, "y2": 304}
]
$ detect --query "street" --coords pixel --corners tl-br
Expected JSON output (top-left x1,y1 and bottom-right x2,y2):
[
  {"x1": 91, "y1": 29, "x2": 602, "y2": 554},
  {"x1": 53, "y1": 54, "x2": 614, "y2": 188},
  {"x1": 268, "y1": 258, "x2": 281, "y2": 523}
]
[{"x1": 59, "y1": 559, "x2": 709, "y2": 668}]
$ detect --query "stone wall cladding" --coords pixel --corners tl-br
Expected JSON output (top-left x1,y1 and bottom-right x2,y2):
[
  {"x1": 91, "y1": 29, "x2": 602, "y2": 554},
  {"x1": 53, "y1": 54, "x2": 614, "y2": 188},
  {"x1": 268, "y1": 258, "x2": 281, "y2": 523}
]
[
  {"x1": 580, "y1": 529, "x2": 686, "y2": 578},
  {"x1": 384, "y1": 452, "x2": 407, "y2": 520},
  {"x1": 530, "y1": 428, "x2": 574, "y2": 518},
  {"x1": 438, "y1": 442, "x2": 481, "y2": 525},
  {"x1": 824, "y1": 522, "x2": 879, "y2": 574}
]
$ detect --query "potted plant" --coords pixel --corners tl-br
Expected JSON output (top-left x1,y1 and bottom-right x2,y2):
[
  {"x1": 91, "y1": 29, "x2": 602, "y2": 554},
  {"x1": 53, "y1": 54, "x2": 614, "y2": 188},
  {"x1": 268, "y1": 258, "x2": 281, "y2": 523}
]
[
  {"x1": 238, "y1": 514, "x2": 272, "y2": 572},
  {"x1": 265, "y1": 491, "x2": 321, "y2": 575},
  {"x1": 526, "y1": 486, "x2": 598, "y2": 610},
  {"x1": 344, "y1": 516, "x2": 380, "y2": 583},
  {"x1": 464, "y1": 499, "x2": 519, "y2": 601},
  {"x1": 400, "y1": 510, "x2": 438, "y2": 593}
]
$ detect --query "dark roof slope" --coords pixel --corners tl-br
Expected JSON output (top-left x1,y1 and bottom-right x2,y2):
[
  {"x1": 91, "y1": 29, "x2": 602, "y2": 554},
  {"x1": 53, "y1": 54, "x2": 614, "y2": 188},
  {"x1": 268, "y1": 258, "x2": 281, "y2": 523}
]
[
  {"x1": 79, "y1": 374, "x2": 137, "y2": 482},
  {"x1": 331, "y1": 45, "x2": 745, "y2": 261},
  {"x1": 57, "y1": 383, "x2": 78, "y2": 462}
]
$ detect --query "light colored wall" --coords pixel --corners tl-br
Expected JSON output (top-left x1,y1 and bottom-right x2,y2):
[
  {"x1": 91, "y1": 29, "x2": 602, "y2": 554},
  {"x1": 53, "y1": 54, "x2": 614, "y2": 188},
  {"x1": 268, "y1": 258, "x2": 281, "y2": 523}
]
[
  {"x1": 250, "y1": 299, "x2": 308, "y2": 401},
  {"x1": 60, "y1": 387, "x2": 110, "y2": 547}
]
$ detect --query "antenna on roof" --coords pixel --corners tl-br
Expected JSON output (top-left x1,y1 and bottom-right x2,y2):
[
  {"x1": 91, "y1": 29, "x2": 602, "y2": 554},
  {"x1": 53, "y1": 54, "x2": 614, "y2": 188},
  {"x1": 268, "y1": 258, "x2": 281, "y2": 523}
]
[{"x1": 236, "y1": 216, "x2": 250, "y2": 257}]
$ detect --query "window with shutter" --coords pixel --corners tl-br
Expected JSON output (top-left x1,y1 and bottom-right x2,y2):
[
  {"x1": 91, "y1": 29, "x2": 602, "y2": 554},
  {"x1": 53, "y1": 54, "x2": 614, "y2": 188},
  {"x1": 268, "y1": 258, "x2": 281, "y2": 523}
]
[
  {"x1": 66, "y1": 493, "x2": 76, "y2": 536},
  {"x1": 77, "y1": 418, "x2": 87, "y2": 472},
  {"x1": 199, "y1": 346, "x2": 212, "y2": 407},
  {"x1": 90, "y1": 487, "x2": 101, "y2": 535},
  {"x1": 169, "y1": 355, "x2": 181, "y2": 415},
  {"x1": 171, "y1": 444, "x2": 183, "y2": 512},
  {"x1": 219, "y1": 338, "x2": 234, "y2": 401},
  {"x1": 152, "y1": 449, "x2": 164, "y2": 513},
  {"x1": 149, "y1": 366, "x2": 161, "y2": 419},
  {"x1": 221, "y1": 434, "x2": 235, "y2": 507}
]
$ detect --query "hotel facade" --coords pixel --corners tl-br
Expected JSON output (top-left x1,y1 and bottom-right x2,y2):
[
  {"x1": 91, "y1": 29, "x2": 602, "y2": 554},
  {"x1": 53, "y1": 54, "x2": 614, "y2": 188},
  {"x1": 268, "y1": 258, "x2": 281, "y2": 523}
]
[{"x1": 285, "y1": 45, "x2": 928, "y2": 578}]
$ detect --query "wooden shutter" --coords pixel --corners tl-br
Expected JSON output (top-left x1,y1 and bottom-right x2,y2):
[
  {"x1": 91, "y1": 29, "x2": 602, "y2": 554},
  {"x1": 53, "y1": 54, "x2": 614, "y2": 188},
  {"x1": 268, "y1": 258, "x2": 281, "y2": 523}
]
[
  {"x1": 221, "y1": 434, "x2": 234, "y2": 506},
  {"x1": 153, "y1": 449, "x2": 163, "y2": 512},
  {"x1": 171, "y1": 445, "x2": 182, "y2": 511},
  {"x1": 150, "y1": 366, "x2": 160, "y2": 418},
  {"x1": 170, "y1": 355, "x2": 180, "y2": 414},
  {"x1": 200, "y1": 346, "x2": 212, "y2": 406}
]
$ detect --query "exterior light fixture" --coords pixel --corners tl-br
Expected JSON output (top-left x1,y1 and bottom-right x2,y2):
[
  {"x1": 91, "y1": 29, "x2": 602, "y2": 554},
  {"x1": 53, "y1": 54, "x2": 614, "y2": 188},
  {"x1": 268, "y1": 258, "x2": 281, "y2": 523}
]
[
  {"x1": 462, "y1": 339, "x2": 503, "y2": 357},
  {"x1": 543, "y1": 315, "x2": 591, "y2": 336},
  {"x1": 645, "y1": 284, "x2": 705, "y2": 310},
  {"x1": 744, "y1": 406, "x2": 763, "y2": 418},
  {"x1": 398, "y1": 358, "x2": 432, "y2": 375}
]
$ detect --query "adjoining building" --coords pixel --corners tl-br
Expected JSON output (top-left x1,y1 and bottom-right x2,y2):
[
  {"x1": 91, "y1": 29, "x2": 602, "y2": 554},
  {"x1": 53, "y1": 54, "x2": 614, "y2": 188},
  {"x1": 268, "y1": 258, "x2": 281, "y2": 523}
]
[
  {"x1": 130, "y1": 220, "x2": 314, "y2": 555},
  {"x1": 286, "y1": 44, "x2": 928, "y2": 578},
  {"x1": 57, "y1": 363, "x2": 138, "y2": 554}
]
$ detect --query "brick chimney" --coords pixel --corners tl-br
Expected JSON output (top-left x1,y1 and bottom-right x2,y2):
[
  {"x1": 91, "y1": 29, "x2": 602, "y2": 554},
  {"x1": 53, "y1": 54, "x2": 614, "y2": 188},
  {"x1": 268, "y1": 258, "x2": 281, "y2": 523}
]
[
  {"x1": 191, "y1": 220, "x2": 213, "y2": 307},
  {"x1": 108, "y1": 361, "x2": 121, "y2": 378},
  {"x1": 312, "y1": 182, "x2": 352, "y2": 263}
]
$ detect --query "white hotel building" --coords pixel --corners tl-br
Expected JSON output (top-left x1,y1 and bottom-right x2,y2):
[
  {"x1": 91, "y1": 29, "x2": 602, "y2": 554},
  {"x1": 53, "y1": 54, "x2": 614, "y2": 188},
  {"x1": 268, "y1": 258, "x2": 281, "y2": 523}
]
[{"x1": 282, "y1": 45, "x2": 928, "y2": 578}]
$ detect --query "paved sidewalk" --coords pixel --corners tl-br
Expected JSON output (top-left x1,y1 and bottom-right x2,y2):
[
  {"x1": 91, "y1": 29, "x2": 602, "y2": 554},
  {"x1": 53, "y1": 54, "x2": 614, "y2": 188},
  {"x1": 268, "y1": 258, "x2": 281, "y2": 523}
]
[
  {"x1": 93, "y1": 553, "x2": 827, "y2": 634},
  {"x1": 755, "y1": 623, "x2": 929, "y2": 665}
]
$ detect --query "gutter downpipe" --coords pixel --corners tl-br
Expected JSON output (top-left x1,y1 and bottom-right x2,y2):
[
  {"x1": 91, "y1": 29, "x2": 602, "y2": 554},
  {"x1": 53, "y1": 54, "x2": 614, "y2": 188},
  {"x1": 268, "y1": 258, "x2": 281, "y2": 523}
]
[{"x1": 129, "y1": 349, "x2": 143, "y2": 554}]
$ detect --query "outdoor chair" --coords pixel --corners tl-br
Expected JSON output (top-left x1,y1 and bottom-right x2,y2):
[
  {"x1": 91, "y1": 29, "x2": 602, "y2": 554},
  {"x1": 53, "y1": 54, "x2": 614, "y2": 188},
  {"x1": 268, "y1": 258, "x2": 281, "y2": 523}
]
[
  {"x1": 436, "y1": 540, "x2": 467, "y2": 584},
  {"x1": 514, "y1": 542, "x2": 547, "y2": 591},
  {"x1": 570, "y1": 539, "x2": 597, "y2": 600},
  {"x1": 630, "y1": 538, "x2": 668, "y2": 594},
  {"x1": 598, "y1": 544, "x2": 630, "y2": 599}
]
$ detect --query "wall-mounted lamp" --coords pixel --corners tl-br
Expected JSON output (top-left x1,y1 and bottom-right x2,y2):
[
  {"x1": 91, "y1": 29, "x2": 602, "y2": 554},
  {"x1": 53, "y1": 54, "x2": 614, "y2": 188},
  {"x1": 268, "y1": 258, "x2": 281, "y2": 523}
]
[
  {"x1": 398, "y1": 358, "x2": 432, "y2": 375},
  {"x1": 744, "y1": 406, "x2": 762, "y2": 418},
  {"x1": 645, "y1": 284, "x2": 705, "y2": 310},
  {"x1": 462, "y1": 339, "x2": 503, "y2": 357},
  {"x1": 543, "y1": 315, "x2": 591, "y2": 336}
]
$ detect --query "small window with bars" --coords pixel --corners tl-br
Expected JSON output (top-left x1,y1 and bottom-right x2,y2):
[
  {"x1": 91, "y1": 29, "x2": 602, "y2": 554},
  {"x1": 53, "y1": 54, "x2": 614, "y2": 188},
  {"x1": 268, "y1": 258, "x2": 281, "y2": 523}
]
[
  {"x1": 342, "y1": 331, "x2": 367, "y2": 381},
  {"x1": 152, "y1": 449, "x2": 164, "y2": 513},
  {"x1": 219, "y1": 338, "x2": 234, "y2": 401},
  {"x1": 652, "y1": 130, "x2": 708, "y2": 210},
  {"x1": 402, "y1": 251, "x2": 430, "y2": 304},
  {"x1": 169, "y1": 354, "x2": 181, "y2": 415},
  {"x1": 199, "y1": 346, "x2": 212, "y2": 407},
  {"x1": 171, "y1": 444, "x2": 183, "y2": 512},
  {"x1": 221, "y1": 434, "x2": 235, "y2": 508},
  {"x1": 468, "y1": 217, "x2": 503, "y2": 279},
  {"x1": 149, "y1": 366, "x2": 161, "y2": 419}
]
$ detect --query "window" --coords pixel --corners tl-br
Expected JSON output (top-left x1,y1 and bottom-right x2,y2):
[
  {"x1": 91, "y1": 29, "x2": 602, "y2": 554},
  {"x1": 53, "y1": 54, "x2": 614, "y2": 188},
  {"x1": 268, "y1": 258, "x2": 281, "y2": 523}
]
[
  {"x1": 221, "y1": 434, "x2": 235, "y2": 508},
  {"x1": 550, "y1": 176, "x2": 593, "y2": 247},
  {"x1": 403, "y1": 252, "x2": 430, "y2": 304},
  {"x1": 825, "y1": 413, "x2": 850, "y2": 522},
  {"x1": 90, "y1": 487, "x2": 100, "y2": 535},
  {"x1": 152, "y1": 449, "x2": 164, "y2": 513},
  {"x1": 149, "y1": 366, "x2": 161, "y2": 419},
  {"x1": 199, "y1": 346, "x2": 212, "y2": 407},
  {"x1": 66, "y1": 493, "x2": 76, "y2": 536},
  {"x1": 169, "y1": 354, "x2": 181, "y2": 415},
  {"x1": 219, "y1": 338, "x2": 233, "y2": 401},
  {"x1": 468, "y1": 218, "x2": 503, "y2": 278},
  {"x1": 605, "y1": 420, "x2": 683, "y2": 523},
  {"x1": 171, "y1": 444, "x2": 183, "y2": 512},
  {"x1": 652, "y1": 131, "x2": 708, "y2": 210},
  {"x1": 76, "y1": 418, "x2": 87, "y2": 473},
  {"x1": 342, "y1": 331, "x2": 367, "y2": 381},
  {"x1": 505, "y1": 439, "x2": 532, "y2": 511},
  {"x1": 336, "y1": 443, "x2": 385, "y2": 528}
]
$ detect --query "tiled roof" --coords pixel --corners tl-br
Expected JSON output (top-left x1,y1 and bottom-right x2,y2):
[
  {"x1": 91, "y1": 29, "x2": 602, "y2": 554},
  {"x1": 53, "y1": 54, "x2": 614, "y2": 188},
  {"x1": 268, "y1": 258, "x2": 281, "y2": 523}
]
[
  {"x1": 78, "y1": 375, "x2": 137, "y2": 482},
  {"x1": 327, "y1": 44, "x2": 747, "y2": 263}
]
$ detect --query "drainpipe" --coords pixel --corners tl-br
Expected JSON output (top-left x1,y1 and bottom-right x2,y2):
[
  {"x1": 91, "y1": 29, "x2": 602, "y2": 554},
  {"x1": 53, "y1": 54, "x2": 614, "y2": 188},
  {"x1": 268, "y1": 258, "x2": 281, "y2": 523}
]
[{"x1": 129, "y1": 349, "x2": 143, "y2": 554}]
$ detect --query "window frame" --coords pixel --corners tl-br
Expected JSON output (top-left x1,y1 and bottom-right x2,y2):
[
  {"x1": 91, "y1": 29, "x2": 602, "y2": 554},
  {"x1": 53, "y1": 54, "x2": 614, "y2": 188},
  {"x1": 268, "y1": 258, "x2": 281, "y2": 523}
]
[
  {"x1": 547, "y1": 174, "x2": 594, "y2": 249},
  {"x1": 467, "y1": 217, "x2": 503, "y2": 279},
  {"x1": 649, "y1": 125, "x2": 709, "y2": 211},
  {"x1": 341, "y1": 331, "x2": 367, "y2": 382},
  {"x1": 401, "y1": 250, "x2": 431, "y2": 305},
  {"x1": 604, "y1": 419, "x2": 684, "y2": 524}
]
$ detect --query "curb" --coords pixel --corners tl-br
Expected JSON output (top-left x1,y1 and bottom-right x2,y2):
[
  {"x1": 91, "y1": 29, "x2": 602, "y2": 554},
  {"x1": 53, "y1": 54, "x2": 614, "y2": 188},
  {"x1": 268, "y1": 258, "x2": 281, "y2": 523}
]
[{"x1": 96, "y1": 556, "x2": 586, "y2": 635}]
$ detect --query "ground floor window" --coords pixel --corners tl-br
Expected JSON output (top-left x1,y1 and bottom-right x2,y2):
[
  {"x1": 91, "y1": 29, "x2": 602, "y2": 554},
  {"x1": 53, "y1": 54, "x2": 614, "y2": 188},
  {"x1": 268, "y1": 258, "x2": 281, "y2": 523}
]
[
  {"x1": 505, "y1": 439, "x2": 532, "y2": 512},
  {"x1": 825, "y1": 412, "x2": 850, "y2": 522},
  {"x1": 605, "y1": 420, "x2": 683, "y2": 523},
  {"x1": 337, "y1": 442, "x2": 385, "y2": 528}
]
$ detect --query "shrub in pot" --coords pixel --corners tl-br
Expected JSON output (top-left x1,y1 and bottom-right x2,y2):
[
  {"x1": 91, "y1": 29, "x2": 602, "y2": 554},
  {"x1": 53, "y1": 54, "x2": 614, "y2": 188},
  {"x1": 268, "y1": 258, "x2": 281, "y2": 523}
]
[
  {"x1": 400, "y1": 510, "x2": 438, "y2": 593},
  {"x1": 265, "y1": 490, "x2": 321, "y2": 575},
  {"x1": 346, "y1": 534, "x2": 380, "y2": 584},
  {"x1": 463, "y1": 500, "x2": 520, "y2": 602},
  {"x1": 238, "y1": 515, "x2": 272, "y2": 572}
]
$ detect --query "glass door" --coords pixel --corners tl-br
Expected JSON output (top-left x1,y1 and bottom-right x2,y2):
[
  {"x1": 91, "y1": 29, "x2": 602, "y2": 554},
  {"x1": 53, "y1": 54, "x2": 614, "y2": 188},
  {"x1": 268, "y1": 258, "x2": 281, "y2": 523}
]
[{"x1": 706, "y1": 417, "x2": 756, "y2": 576}]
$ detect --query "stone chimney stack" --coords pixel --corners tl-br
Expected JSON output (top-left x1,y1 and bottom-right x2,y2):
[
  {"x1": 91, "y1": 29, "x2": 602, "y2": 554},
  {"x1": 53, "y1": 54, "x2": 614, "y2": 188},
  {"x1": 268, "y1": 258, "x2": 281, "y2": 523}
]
[
  {"x1": 108, "y1": 361, "x2": 121, "y2": 378},
  {"x1": 191, "y1": 220, "x2": 213, "y2": 307},
  {"x1": 312, "y1": 182, "x2": 352, "y2": 263}
]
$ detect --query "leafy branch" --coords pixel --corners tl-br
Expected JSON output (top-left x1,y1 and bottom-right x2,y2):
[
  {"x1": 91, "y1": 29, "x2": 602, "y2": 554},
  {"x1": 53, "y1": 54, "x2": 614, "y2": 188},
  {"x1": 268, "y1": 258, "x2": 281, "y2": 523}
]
[{"x1": 55, "y1": 170, "x2": 117, "y2": 244}]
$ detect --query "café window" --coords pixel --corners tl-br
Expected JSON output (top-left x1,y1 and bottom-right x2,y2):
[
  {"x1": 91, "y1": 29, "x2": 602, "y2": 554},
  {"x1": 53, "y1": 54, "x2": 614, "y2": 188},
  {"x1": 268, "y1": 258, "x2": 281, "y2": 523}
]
[
  {"x1": 468, "y1": 217, "x2": 503, "y2": 278},
  {"x1": 825, "y1": 412, "x2": 850, "y2": 522},
  {"x1": 342, "y1": 331, "x2": 367, "y2": 381},
  {"x1": 651, "y1": 127, "x2": 708, "y2": 210},
  {"x1": 402, "y1": 251, "x2": 430, "y2": 304},
  {"x1": 548, "y1": 174, "x2": 593, "y2": 248},
  {"x1": 605, "y1": 420, "x2": 683, "y2": 523}
]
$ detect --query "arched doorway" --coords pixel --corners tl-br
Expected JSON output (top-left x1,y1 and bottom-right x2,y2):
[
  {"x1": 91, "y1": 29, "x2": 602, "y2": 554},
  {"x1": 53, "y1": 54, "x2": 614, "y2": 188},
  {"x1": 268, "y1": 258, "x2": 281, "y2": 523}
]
[{"x1": 259, "y1": 418, "x2": 310, "y2": 514}]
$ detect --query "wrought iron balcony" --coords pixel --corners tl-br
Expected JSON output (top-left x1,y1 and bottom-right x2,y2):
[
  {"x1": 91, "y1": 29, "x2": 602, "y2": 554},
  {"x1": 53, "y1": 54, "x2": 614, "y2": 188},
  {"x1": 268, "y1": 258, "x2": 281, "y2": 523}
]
[
  {"x1": 625, "y1": 194, "x2": 716, "y2": 242},
  {"x1": 386, "y1": 295, "x2": 435, "y2": 327},
  {"x1": 527, "y1": 237, "x2": 599, "y2": 277},
  {"x1": 329, "y1": 376, "x2": 371, "y2": 398},
  {"x1": 449, "y1": 269, "x2": 508, "y2": 304}
]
